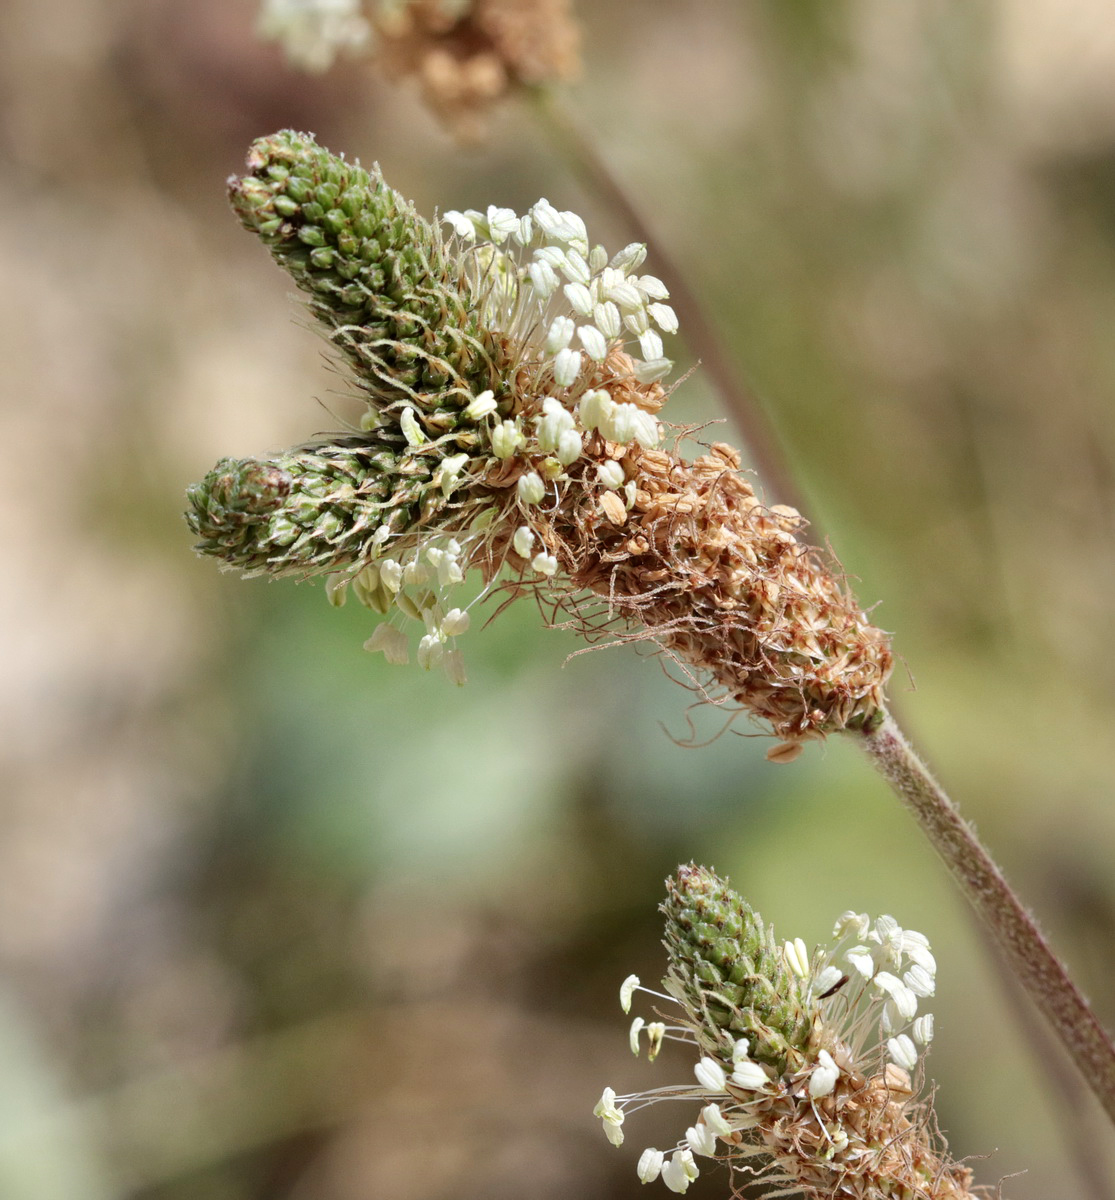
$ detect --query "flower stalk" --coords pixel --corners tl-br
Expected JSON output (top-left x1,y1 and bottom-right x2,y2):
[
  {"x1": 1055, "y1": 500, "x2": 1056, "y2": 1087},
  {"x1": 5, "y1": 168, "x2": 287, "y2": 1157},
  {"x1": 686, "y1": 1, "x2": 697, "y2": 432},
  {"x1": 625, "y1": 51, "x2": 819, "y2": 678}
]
[{"x1": 858, "y1": 714, "x2": 1115, "y2": 1126}]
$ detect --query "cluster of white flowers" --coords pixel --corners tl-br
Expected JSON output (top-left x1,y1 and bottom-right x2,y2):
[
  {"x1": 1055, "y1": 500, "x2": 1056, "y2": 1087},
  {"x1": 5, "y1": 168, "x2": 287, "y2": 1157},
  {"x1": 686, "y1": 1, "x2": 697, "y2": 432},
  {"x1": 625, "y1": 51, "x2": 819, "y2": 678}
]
[
  {"x1": 597, "y1": 974, "x2": 780, "y2": 1194},
  {"x1": 333, "y1": 202, "x2": 682, "y2": 683},
  {"x1": 326, "y1": 537, "x2": 473, "y2": 684},
  {"x1": 820, "y1": 911, "x2": 936, "y2": 1071},
  {"x1": 257, "y1": 0, "x2": 372, "y2": 73},
  {"x1": 443, "y1": 200, "x2": 678, "y2": 395},
  {"x1": 599, "y1": 913, "x2": 938, "y2": 1193}
]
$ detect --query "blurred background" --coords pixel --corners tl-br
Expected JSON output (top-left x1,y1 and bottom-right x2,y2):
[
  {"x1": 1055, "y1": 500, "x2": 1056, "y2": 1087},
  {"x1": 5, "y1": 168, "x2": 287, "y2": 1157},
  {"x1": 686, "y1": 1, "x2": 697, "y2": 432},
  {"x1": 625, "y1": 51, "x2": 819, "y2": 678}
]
[{"x1": 3, "y1": 0, "x2": 1115, "y2": 1196}]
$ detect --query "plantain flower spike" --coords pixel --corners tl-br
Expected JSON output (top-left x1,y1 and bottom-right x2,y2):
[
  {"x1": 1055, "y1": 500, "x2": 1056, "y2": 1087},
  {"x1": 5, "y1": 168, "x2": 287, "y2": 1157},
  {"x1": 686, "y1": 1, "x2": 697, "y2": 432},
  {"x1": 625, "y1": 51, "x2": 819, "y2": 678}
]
[
  {"x1": 600, "y1": 864, "x2": 979, "y2": 1198},
  {"x1": 257, "y1": 0, "x2": 581, "y2": 140},
  {"x1": 187, "y1": 130, "x2": 891, "y2": 741}
]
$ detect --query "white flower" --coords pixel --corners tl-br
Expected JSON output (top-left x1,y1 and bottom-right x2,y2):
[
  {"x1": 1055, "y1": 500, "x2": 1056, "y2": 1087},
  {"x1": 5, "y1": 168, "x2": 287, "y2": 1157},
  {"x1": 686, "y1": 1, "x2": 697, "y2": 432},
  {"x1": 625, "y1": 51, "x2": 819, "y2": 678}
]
[
  {"x1": 536, "y1": 397, "x2": 575, "y2": 452},
  {"x1": 596, "y1": 460, "x2": 625, "y2": 489},
  {"x1": 545, "y1": 315, "x2": 575, "y2": 354},
  {"x1": 417, "y1": 634, "x2": 444, "y2": 670},
  {"x1": 532, "y1": 552, "x2": 558, "y2": 577},
  {"x1": 601, "y1": 402, "x2": 639, "y2": 444},
  {"x1": 594, "y1": 1086, "x2": 622, "y2": 1119},
  {"x1": 491, "y1": 419, "x2": 524, "y2": 459},
  {"x1": 561, "y1": 248, "x2": 591, "y2": 285},
  {"x1": 512, "y1": 526, "x2": 535, "y2": 558},
  {"x1": 661, "y1": 1150, "x2": 698, "y2": 1193},
  {"x1": 486, "y1": 205, "x2": 519, "y2": 243},
  {"x1": 635, "y1": 273, "x2": 670, "y2": 300},
  {"x1": 605, "y1": 279, "x2": 644, "y2": 309},
  {"x1": 783, "y1": 937, "x2": 810, "y2": 978},
  {"x1": 630, "y1": 408, "x2": 661, "y2": 448},
  {"x1": 624, "y1": 307, "x2": 650, "y2": 336},
  {"x1": 846, "y1": 947, "x2": 875, "y2": 979},
  {"x1": 730, "y1": 1060, "x2": 768, "y2": 1090},
  {"x1": 694, "y1": 1057, "x2": 727, "y2": 1092},
  {"x1": 887, "y1": 1034, "x2": 918, "y2": 1071},
  {"x1": 645, "y1": 1022, "x2": 665, "y2": 1059},
  {"x1": 441, "y1": 608, "x2": 470, "y2": 637},
  {"x1": 556, "y1": 429, "x2": 583, "y2": 466},
  {"x1": 904, "y1": 941, "x2": 937, "y2": 976},
  {"x1": 579, "y1": 389, "x2": 614, "y2": 432},
  {"x1": 620, "y1": 974, "x2": 640, "y2": 1013},
  {"x1": 594, "y1": 1087, "x2": 625, "y2": 1146},
  {"x1": 464, "y1": 389, "x2": 497, "y2": 419},
  {"x1": 378, "y1": 559, "x2": 403, "y2": 592},
  {"x1": 440, "y1": 452, "x2": 470, "y2": 496},
  {"x1": 833, "y1": 911, "x2": 870, "y2": 939},
  {"x1": 634, "y1": 357, "x2": 674, "y2": 385},
  {"x1": 648, "y1": 302, "x2": 679, "y2": 333},
  {"x1": 363, "y1": 624, "x2": 408, "y2": 665},
  {"x1": 553, "y1": 347, "x2": 583, "y2": 387},
  {"x1": 808, "y1": 1049, "x2": 840, "y2": 1098},
  {"x1": 903, "y1": 964, "x2": 935, "y2": 998},
  {"x1": 685, "y1": 1123, "x2": 717, "y2": 1157},
  {"x1": 594, "y1": 300, "x2": 622, "y2": 339},
  {"x1": 403, "y1": 558, "x2": 430, "y2": 587},
  {"x1": 562, "y1": 282, "x2": 594, "y2": 316},
  {"x1": 436, "y1": 552, "x2": 463, "y2": 587},
  {"x1": 637, "y1": 1148, "x2": 664, "y2": 1184},
  {"x1": 531, "y1": 199, "x2": 587, "y2": 247},
  {"x1": 873, "y1": 972, "x2": 918, "y2": 1020},
  {"x1": 578, "y1": 324, "x2": 608, "y2": 362},
  {"x1": 912, "y1": 1014, "x2": 935, "y2": 1045},
  {"x1": 257, "y1": 0, "x2": 371, "y2": 73},
  {"x1": 609, "y1": 242, "x2": 647, "y2": 272},
  {"x1": 528, "y1": 259, "x2": 559, "y2": 297},
  {"x1": 629, "y1": 1016, "x2": 645, "y2": 1055},
  {"x1": 400, "y1": 406, "x2": 424, "y2": 446},
  {"x1": 700, "y1": 1103, "x2": 732, "y2": 1136},
  {"x1": 517, "y1": 472, "x2": 545, "y2": 506},
  {"x1": 638, "y1": 328, "x2": 664, "y2": 362},
  {"x1": 443, "y1": 209, "x2": 478, "y2": 239}
]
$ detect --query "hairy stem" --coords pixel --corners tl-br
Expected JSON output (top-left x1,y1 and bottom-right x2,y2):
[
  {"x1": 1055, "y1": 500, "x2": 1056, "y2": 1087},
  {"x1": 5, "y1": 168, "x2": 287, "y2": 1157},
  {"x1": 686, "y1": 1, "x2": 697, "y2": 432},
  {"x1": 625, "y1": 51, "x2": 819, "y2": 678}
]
[
  {"x1": 530, "y1": 88, "x2": 814, "y2": 525},
  {"x1": 858, "y1": 713, "x2": 1115, "y2": 1126}
]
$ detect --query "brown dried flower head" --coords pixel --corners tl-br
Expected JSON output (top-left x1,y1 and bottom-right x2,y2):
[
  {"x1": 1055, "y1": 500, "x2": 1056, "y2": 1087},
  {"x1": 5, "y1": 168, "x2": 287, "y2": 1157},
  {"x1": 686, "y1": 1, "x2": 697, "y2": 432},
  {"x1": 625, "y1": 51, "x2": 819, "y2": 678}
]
[{"x1": 375, "y1": 0, "x2": 581, "y2": 139}]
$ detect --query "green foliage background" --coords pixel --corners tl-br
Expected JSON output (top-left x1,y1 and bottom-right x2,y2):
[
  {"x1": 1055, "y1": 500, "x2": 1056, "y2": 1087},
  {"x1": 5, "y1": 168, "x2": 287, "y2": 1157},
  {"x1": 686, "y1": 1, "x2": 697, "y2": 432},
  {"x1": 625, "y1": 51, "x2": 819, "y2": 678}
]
[{"x1": 2, "y1": 1, "x2": 1115, "y2": 1197}]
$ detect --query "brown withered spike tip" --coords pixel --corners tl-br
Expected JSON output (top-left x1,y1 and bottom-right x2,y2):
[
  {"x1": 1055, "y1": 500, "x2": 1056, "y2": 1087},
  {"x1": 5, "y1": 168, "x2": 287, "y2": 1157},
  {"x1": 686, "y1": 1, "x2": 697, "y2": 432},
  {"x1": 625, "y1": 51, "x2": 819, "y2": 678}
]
[{"x1": 475, "y1": 348, "x2": 892, "y2": 743}]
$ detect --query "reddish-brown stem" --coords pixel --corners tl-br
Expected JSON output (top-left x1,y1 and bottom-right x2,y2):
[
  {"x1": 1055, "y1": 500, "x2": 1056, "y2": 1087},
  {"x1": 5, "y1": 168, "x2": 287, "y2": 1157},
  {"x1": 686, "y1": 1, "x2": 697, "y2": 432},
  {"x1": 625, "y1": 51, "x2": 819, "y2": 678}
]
[{"x1": 859, "y1": 713, "x2": 1115, "y2": 1126}]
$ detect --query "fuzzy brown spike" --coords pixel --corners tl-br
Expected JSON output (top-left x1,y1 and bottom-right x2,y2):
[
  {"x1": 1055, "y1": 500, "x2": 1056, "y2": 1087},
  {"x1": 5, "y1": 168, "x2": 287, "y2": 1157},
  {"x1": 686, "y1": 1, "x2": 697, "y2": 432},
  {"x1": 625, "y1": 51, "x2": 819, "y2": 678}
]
[{"x1": 528, "y1": 421, "x2": 891, "y2": 740}]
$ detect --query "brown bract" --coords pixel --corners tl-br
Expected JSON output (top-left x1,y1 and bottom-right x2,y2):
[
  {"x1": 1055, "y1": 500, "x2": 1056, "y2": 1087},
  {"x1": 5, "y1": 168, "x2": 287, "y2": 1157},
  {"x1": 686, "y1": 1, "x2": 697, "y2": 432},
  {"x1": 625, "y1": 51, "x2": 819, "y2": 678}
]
[
  {"x1": 374, "y1": 0, "x2": 581, "y2": 140},
  {"x1": 746, "y1": 1062, "x2": 979, "y2": 1199}
]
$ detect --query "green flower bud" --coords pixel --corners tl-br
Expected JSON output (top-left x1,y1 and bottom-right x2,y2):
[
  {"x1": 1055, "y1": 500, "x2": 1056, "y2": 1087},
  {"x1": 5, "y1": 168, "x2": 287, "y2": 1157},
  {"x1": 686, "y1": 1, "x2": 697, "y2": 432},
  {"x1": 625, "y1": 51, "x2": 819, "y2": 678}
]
[
  {"x1": 662, "y1": 865, "x2": 816, "y2": 1073},
  {"x1": 186, "y1": 438, "x2": 425, "y2": 576},
  {"x1": 227, "y1": 130, "x2": 504, "y2": 416}
]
